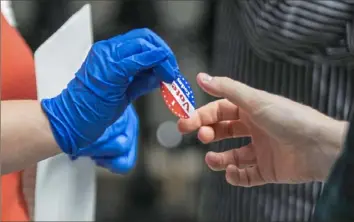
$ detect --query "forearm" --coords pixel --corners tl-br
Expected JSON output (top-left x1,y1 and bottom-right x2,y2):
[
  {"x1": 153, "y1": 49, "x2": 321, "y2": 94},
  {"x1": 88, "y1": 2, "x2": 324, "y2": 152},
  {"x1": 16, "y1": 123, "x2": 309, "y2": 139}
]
[{"x1": 1, "y1": 100, "x2": 61, "y2": 175}]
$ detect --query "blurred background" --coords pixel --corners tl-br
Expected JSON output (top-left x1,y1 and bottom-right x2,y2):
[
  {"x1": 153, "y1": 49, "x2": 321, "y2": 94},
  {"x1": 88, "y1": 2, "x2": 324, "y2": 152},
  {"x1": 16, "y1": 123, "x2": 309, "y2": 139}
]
[{"x1": 5, "y1": 1, "x2": 217, "y2": 221}]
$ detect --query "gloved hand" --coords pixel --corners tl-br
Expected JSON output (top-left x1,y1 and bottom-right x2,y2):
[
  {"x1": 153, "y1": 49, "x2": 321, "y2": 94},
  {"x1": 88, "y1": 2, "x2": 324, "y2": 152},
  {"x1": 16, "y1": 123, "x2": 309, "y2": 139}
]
[
  {"x1": 76, "y1": 104, "x2": 138, "y2": 174},
  {"x1": 41, "y1": 28, "x2": 178, "y2": 157},
  {"x1": 178, "y1": 72, "x2": 348, "y2": 187}
]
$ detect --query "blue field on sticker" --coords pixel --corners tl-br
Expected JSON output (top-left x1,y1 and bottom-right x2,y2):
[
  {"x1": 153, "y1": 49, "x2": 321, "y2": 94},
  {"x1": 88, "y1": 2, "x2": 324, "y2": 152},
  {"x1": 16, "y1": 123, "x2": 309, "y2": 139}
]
[{"x1": 175, "y1": 73, "x2": 196, "y2": 108}]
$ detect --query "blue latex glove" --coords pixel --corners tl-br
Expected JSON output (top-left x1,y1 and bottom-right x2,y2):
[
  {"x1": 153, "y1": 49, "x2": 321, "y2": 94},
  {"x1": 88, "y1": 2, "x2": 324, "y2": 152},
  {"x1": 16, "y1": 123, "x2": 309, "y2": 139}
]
[
  {"x1": 41, "y1": 28, "x2": 178, "y2": 157},
  {"x1": 77, "y1": 104, "x2": 138, "y2": 174}
]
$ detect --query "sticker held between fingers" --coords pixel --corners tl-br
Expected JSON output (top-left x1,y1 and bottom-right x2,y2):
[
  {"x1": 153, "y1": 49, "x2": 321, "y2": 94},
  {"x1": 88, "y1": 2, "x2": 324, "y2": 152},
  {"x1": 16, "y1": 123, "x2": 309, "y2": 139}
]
[{"x1": 160, "y1": 73, "x2": 196, "y2": 119}]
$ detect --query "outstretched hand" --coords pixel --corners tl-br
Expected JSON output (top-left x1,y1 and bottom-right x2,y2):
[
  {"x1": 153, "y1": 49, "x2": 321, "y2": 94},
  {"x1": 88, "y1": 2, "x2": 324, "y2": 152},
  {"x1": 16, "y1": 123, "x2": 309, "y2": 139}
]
[{"x1": 178, "y1": 73, "x2": 347, "y2": 187}]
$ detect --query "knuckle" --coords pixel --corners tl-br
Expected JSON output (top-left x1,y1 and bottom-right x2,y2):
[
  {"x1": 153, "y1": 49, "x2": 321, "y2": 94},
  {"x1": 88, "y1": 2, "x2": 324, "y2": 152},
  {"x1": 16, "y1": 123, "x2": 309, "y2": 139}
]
[
  {"x1": 91, "y1": 40, "x2": 106, "y2": 52},
  {"x1": 135, "y1": 37, "x2": 147, "y2": 45},
  {"x1": 135, "y1": 38, "x2": 154, "y2": 51},
  {"x1": 227, "y1": 122, "x2": 236, "y2": 137},
  {"x1": 216, "y1": 104, "x2": 224, "y2": 121},
  {"x1": 138, "y1": 27, "x2": 154, "y2": 36},
  {"x1": 231, "y1": 149, "x2": 240, "y2": 165},
  {"x1": 218, "y1": 76, "x2": 231, "y2": 83},
  {"x1": 88, "y1": 41, "x2": 110, "y2": 63},
  {"x1": 213, "y1": 77, "x2": 230, "y2": 94}
]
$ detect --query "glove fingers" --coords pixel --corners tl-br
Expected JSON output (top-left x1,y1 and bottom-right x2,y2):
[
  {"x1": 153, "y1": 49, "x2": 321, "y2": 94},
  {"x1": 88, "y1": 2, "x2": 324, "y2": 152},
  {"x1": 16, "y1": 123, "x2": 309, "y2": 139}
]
[
  {"x1": 115, "y1": 38, "x2": 159, "y2": 60},
  {"x1": 126, "y1": 61, "x2": 176, "y2": 102},
  {"x1": 84, "y1": 134, "x2": 131, "y2": 157},
  {"x1": 109, "y1": 28, "x2": 179, "y2": 68},
  {"x1": 127, "y1": 74, "x2": 159, "y2": 101},
  {"x1": 93, "y1": 136, "x2": 137, "y2": 174},
  {"x1": 116, "y1": 38, "x2": 176, "y2": 83},
  {"x1": 115, "y1": 47, "x2": 170, "y2": 79},
  {"x1": 78, "y1": 105, "x2": 138, "y2": 158},
  {"x1": 154, "y1": 62, "x2": 177, "y2": 83},
  {"x1": 122, "y1": 45, "x2": 177, "y2": 101},
  {"x1": 98, "y1": 105, "x2": 138, "y2": 157},
  {"x1": 75, "y1": 115, "x2": 128, "y2": 157},
  {"x1": 86, "y1": 106, "x2": 138, "y2": 157}
]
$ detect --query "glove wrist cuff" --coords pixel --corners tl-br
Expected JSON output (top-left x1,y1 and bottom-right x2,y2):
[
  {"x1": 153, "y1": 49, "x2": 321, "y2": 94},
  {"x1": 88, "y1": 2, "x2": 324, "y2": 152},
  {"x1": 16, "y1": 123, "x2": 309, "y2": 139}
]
[{"x1": 41, "y1": 98, "x2": 78, "y2": 155}]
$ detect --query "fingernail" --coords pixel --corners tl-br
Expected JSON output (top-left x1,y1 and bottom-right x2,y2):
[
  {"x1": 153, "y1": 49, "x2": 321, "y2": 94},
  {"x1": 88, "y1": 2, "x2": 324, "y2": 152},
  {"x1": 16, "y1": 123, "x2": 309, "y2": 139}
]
[
  {"x1": 207, "y1": 151, "x2": 217, "y2": 158},
  {"x1": 226, "y1": 165, "x2": 238, "y2": 172},
  {"x1": 200, "y1": 73, "x2": 213, "y2": 83}
]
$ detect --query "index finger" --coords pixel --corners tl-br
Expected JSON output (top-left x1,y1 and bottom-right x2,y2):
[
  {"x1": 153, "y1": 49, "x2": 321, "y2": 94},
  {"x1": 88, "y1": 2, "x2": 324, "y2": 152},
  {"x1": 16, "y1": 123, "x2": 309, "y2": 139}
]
[
  {"x1": 177, "y1": 99, "x2": 239, "y2": 134},
  {"x1": 109, "y1": 28, "x2": 179, "y2": 82},
  {"x1": 110, "y1": 28, "x2": 174, "y2": 57}
]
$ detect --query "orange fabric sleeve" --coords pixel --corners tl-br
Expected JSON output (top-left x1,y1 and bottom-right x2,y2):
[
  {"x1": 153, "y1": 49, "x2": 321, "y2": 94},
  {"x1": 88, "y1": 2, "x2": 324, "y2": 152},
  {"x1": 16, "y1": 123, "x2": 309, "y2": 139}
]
[{"x1": 1, "y1": 12, "x2": 37, "y2": 221}]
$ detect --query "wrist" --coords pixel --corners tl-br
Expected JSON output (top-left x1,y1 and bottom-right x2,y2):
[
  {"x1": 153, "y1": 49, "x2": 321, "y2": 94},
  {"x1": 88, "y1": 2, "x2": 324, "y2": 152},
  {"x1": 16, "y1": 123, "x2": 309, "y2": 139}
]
[
  {"x1": 41, "y1": 77, "x2": 119, "y2": 156},
  {"x1": 41, "y1": 90, "x2": 81, "y2": 155},
  {"x1": 316, "y1": 119, "x2": 349, "y2": 181}
]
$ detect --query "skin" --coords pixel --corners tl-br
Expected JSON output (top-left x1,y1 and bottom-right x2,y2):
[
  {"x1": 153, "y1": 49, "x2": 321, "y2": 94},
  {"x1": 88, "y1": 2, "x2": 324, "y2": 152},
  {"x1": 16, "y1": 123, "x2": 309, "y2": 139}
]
[
  {"x1": 0, "y1": 73, "x2": 348, "y2": 183},
  {"x1": 1, "y1": 100, "x2": 61, "y2": 175},
  {"x1": 178, "y1": 73, "x2": 349, "y2": 187}
]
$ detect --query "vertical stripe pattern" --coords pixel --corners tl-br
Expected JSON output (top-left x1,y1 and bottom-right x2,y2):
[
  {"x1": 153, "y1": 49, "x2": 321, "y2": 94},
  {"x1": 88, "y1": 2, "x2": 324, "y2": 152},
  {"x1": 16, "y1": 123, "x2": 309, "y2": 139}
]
[{"x1": 198, "y1": 1, "x2": 354, "y2": 222}]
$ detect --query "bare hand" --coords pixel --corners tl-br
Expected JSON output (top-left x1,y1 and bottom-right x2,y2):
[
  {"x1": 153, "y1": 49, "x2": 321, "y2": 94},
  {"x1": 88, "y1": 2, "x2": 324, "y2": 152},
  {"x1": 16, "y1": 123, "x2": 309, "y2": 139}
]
[{"x1": 178, "y1": 73, "x2": 347, "y2": 187}]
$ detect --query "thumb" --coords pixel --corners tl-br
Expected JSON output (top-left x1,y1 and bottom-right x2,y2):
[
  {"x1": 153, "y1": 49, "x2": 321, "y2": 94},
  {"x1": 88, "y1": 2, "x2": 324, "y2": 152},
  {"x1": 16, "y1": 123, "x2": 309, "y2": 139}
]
[{"x1": 196, "y1": 73, "x2": 266, "y2": 112}]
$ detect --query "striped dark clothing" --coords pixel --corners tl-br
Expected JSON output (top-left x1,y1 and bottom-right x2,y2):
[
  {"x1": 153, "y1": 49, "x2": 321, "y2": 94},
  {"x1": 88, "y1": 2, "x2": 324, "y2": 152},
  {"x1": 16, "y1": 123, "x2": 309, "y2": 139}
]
[{"x1": 199, "y1": 1, "x2": 354, "y2": 222}]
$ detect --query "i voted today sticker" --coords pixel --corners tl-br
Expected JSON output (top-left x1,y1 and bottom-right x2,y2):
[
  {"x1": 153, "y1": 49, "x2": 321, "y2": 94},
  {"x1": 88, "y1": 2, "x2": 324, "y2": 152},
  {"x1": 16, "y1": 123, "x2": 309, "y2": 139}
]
[{"x1": 160, "y1": 73, "x2": 196, "y2": 119}]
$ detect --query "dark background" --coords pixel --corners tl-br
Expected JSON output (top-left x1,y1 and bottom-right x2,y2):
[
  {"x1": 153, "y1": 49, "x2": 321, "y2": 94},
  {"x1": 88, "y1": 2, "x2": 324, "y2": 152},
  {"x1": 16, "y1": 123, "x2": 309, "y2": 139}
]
[{"x1": 8, "y1": 1, "x2": 217, "y2": 221}]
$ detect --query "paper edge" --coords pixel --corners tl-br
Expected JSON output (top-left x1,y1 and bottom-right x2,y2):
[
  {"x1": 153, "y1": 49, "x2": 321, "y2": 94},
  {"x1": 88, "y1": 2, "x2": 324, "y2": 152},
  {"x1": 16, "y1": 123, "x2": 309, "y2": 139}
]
[{"x1": 34, "y1": 4, "x2": 92, "y2": 57}]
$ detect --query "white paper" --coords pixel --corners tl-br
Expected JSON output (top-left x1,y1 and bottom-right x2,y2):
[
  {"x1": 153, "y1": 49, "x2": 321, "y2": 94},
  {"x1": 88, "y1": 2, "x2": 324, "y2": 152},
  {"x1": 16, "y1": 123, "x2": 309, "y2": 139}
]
[
  {"x1": 0, "y1": 1, "x2": 16, "y2": 27},
  {"x1": 34, "y1": 4, "x2": 96, "y2": 221}
]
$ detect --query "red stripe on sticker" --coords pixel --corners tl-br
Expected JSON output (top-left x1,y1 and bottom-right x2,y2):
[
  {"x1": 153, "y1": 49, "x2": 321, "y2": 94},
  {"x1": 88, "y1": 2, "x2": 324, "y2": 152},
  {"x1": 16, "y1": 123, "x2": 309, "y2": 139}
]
[{"x1": 160, "y1": 83, "x2": 189, "y2": 119}]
